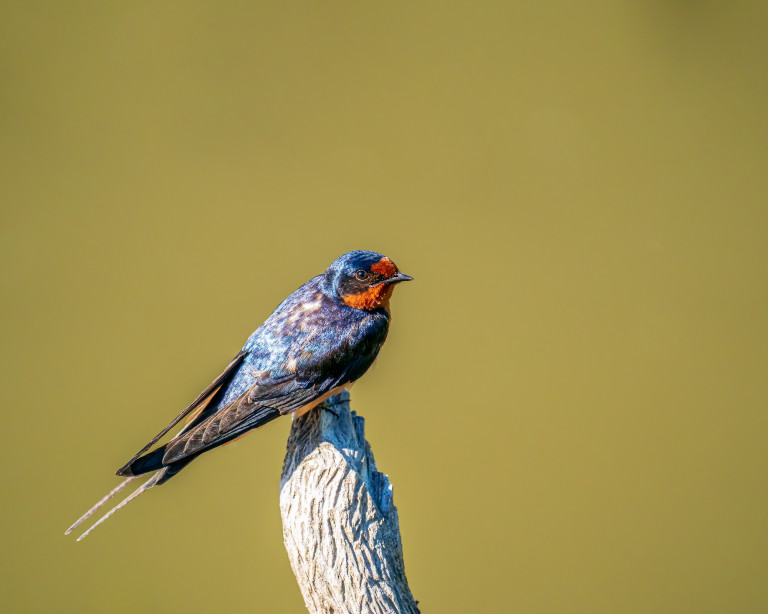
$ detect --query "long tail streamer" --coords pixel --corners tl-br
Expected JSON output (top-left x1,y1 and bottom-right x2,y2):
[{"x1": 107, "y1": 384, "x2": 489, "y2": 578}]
[
  {"x1": 65, "y1": 472, "x2": 162, "y2": 541},
  {"x1": 65, "y1": 476, "x2": 138, "y2": 537}
]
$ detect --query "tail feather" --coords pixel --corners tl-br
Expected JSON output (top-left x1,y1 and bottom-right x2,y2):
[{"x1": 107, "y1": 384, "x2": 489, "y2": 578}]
[
  {"x1": 156, "y1": 457, "x2": 196, "y2": 485},
  {"x1": 67, "y1": 395, "x2": 284, "y2": 540},
  {"x1": 118, "y1": 405, "x2": 282, "y2": 478},
  {"x1": 116, "y1": 446, "x2": 166, "y2": 477},
  {"x1": 64, "y1": 475, "x2": 138, "y2": 536},
  {"x1": 67, "y1": 471, "x2": 164, "y2": 541}
]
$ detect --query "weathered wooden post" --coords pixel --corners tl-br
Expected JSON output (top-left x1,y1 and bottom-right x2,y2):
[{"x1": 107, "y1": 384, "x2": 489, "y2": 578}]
[{"x1": 280, "y1": 391, "x2": 419, "y2": 614}]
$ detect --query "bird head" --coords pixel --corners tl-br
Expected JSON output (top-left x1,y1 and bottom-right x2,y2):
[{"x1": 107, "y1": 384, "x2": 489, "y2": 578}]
[{"x1": 322, "y1": 250, "x2": 413, "y2": 311}]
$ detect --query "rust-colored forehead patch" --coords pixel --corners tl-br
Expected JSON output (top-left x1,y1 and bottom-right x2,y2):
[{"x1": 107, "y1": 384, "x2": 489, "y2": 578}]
[{"x1": 370, "y1": 256, "x2": 397, "y2": 277}]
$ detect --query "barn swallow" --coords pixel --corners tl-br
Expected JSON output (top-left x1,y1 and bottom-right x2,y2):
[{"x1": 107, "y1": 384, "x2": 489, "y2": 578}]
[{"x1": 65, "y1": 250, "x2": 411, "y2": 541}]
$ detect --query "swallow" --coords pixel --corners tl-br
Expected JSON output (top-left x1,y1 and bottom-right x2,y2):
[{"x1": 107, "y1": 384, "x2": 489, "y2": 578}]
[{"x1": 65, "y1": 250, "x2": 412, "y2": 541}]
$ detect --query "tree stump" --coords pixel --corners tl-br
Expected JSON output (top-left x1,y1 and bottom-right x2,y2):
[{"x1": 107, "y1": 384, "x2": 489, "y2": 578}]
[{"x1": 279, "y1": 391, "x2": 419, "y2": 614}]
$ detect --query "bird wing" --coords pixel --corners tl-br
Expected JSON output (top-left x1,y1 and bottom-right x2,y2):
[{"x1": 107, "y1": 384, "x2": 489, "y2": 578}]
[
  {"x1": 159, "y1": 370, "x2": 349, "y2": 465},
  {"x1": 121, "y1": 294, "x2": 389, "y2": 472},
  {"x1": 158, "y1": 321, "x2": 392, "y2": 466},
  {"x1": 115, "y1": 351, "x2": 247, "y2": 475}
]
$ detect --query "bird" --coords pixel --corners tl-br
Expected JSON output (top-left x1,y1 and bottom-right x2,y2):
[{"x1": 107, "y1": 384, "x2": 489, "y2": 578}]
[{"x1": 65, "y1": 250, "x2": 412, "y2": 541}]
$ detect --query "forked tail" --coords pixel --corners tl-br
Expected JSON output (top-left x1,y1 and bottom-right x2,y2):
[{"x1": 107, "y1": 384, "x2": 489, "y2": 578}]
[{"x1": 65, "y1": 471, "x2": 164, "y2": 541}]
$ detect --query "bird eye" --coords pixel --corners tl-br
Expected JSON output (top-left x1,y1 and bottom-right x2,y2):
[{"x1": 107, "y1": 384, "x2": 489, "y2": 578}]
[{"x1": 355, "y1": 269, "x2": 369, "y2": 281}]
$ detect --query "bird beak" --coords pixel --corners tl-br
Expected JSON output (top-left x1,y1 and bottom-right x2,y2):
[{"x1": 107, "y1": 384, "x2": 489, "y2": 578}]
[{"x1": 383, "y1": 272, "x2": 414, "y2": 285}]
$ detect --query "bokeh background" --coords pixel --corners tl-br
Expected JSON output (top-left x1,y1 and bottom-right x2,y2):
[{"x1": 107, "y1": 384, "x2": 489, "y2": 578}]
[{"x1": 2, "y1": 2, "x2": 767, "y2": 612}]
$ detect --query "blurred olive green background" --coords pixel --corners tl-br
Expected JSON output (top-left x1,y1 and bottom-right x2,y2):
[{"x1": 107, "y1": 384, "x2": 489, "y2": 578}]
[{"x1": 2, "y1": 2, "x2": 767, "y2": 613}]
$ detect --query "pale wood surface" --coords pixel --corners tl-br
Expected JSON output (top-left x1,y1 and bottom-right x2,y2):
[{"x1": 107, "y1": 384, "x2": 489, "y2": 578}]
[{"x1": 280, "y1": 391, "x2": 419, "y2": 614}]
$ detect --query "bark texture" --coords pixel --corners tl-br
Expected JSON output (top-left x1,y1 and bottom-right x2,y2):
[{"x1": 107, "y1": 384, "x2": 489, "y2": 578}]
[{"x1": 280, "y1": 391, "x2": 419, "y2": 614}]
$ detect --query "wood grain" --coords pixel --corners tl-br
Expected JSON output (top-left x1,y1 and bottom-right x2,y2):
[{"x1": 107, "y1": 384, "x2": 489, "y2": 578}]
[{"x1": 280, "y1": 391, "x2": 419, "y2": 614}]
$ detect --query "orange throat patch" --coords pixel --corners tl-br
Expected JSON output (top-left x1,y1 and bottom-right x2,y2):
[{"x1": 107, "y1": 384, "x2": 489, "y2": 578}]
[{"x1": 342, "y1": 283, "x2": 395, "y2": 311}]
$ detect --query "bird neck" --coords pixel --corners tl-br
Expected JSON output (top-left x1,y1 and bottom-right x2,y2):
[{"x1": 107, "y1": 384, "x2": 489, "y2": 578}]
[{"x1": 341, "y1": 284, "x2": 394, "y2": 313}]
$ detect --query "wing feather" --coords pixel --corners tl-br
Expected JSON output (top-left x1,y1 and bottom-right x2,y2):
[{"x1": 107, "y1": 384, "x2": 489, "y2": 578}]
[
  {"x1": 160, "y1": 386, "x2": 321, "y2": 464},
  {"x1": 115, "y1": 351, "x2": 246, "y2": 476},
  {"x1": 122, "y1": 299, "x2": 390, "y2": 472}
]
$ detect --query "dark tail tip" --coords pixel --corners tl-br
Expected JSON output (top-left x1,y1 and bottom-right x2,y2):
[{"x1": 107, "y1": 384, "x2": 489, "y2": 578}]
[
  {"x1": 115, "y1": 464, "x2": 133, "y2": 477},
  {"x1": 116, "y1": 446, "x2": 166, "y2": 478}
]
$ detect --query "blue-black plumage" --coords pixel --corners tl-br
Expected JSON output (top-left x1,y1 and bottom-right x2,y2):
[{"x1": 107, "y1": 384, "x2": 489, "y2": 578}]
[{"x1": 65, "y1": 250, "x2": 411, "y2": 540}]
